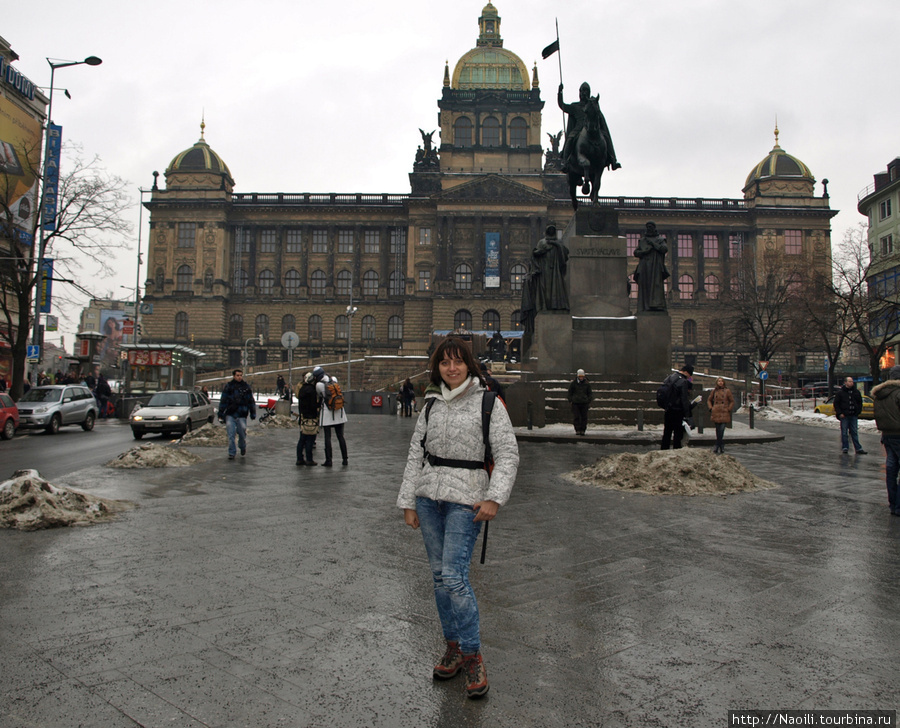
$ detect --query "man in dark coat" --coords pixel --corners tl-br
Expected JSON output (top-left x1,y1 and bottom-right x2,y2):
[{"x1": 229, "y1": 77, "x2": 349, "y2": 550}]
[
  {"x1": 661, "y1": 364, "x2": 694, "y2": 450},
  {"x1": 218, "y1": 369, "x2": 257, "y2": 460},
  {"x1": 872, "y1": 365, "x2": 900, "y2": 515},
  {"x1": 480, "y1": 362, "x2": 506, "y2": 402},
  {"x1": 567, "y1": 368, "x2": 592, "y2": 435},
  {"x1": 833, "y1": 376, "x2": 866, "y2": 455}
]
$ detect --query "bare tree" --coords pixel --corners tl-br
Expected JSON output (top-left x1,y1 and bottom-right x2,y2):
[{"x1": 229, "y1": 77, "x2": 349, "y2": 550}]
[
  {"x1": 799, "y1": 270, "x2": 853, "y2": 397},
  {"x1": 0, "y1": 145, "x2": 132, "y2": 399}
]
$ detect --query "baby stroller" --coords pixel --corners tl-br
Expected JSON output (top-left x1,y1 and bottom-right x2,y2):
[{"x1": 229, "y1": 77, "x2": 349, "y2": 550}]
[{"x1": 258, "y1": 398, "x2": 278, "y2": 424}]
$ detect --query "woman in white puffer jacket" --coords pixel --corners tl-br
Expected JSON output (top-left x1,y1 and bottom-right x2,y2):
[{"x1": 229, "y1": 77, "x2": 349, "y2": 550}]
[{"x1": 398, "y1": 337, "x2": 519, "y2": 699}]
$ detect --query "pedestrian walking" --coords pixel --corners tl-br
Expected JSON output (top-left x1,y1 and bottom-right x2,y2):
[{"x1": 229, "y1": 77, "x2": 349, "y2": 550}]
[
  {"x1": 397, "y1": 337, "x2": 519, "y2": 699},
  {"x1": 833, "y1": 376, "x2": 867, "y2": 454},
  {"x1": 872, "y1": 365, "x2": 900, "y2": 516},
  {"x1": 276, "y1": 374, "x2": 286, "y2": 398},
  {"x1": 313, "y1": 366, "x2": 348, "y2": 466},
  {"x1": 296, "y1": 372, "x2": 320, "y2": 466},
  {"x1": 217, "y1": 369, "x2": 257, "y2": 460},
  {"x1": 660, "y1": 364, "x2": 694, "y2": 450},
  {"x1": 95, "y1": 375, "x2": 112, "y2": 419},
  {"x1": 567, "y1": 368, "x2": 592, "y2": 435},
  {"x1": 479, "y1": 362, "x2": 506, "y2": 402},
  {"x1": 400, "y1": 377, "x2": 416, "y2": 417},
  {"x1": 706, "y1": 377, "x2": 734, "y2": 454}
]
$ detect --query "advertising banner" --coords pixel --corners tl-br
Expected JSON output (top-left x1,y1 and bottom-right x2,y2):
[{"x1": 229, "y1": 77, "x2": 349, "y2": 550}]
[
  {"x1": 484, "y1": 232, "x2": 500, "y2": 288},
  {"x1": 39, "y1": 258, "x2": 53, "y2": 313},
  {"x1": 0, "y1": 93, "x2": 43, "y2": 246},
  {"x1": 99, "y1": 309, "x2": 127, "y2": 366},
  {"x1": 41, "y1": 123, "x2": 61, "y2": 231}
]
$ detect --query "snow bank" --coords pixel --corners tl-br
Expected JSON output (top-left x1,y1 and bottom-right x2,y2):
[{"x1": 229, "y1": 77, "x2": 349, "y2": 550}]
[{"x1": 106, "y1": 444, "x2": 204, "y2": 469}]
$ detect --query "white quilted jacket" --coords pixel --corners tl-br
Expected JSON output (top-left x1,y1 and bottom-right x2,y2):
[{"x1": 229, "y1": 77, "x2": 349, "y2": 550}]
[{"x1": 397, "y1": 379, "x2": 519, "y2": 510}]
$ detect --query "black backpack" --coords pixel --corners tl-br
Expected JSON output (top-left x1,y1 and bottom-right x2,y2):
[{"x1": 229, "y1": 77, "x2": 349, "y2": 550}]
[{"x1": 656, "y1": 374, "x2": 677, "y2": 409}]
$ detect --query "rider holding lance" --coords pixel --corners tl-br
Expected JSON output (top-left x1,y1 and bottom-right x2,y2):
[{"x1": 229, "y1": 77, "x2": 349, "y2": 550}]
[{"x1": 558, "y1": 82, "x2": 621, "y2": 193}]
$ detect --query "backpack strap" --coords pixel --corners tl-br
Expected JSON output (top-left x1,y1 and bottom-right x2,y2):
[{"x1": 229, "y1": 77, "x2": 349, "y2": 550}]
[
  {"x1": 481, "y1": 390, "x2": 497, "y2": 471},
  {"x1": 420, "y1": 391, "x2": 496, "y2": 472}
]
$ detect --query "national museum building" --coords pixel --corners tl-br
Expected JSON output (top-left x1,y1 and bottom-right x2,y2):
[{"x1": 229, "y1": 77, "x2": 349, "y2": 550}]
[{"x1": 142, "y1": 3, "x2": 835, "y2": 383}]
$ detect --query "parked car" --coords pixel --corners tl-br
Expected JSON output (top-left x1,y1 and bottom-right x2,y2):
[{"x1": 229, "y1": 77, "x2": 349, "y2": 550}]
[
  {"x1": 0, "y1": 392, "x2": 19, "y2": 439},
  {"x1": 814, "y1": 395, "x2": 875, "y2": 420},
  {"x1": 130, "y1": 390, "x2": 215, "y2": 439},
  {"x1": 15, "y1": 385, "x2": 97, "y2": 434},
  {"x1": 802, "y1": 381, "x2": 831, "y2": 398}
]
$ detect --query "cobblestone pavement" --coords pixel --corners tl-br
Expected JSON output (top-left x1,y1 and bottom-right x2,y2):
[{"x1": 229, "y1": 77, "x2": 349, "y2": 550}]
[{"x1": 0, "y1": 415, "x2": 896, "y2": 727}]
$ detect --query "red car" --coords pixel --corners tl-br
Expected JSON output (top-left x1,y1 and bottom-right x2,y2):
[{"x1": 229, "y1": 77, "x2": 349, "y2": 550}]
[{"x1": 0, "y1": 392, "x2": 19, "y2": 440}]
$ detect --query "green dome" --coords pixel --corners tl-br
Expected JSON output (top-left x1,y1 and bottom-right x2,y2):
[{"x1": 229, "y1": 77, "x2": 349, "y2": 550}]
[
  {"x1": 167, "y1": 137, "x2": 232, "y2": 177},
  {"x1": 452, "y1": 47, "x2": 529, "y2": 90},
  {"x1": 744, "y1": 130, "x2": 813, "y2": 190}
]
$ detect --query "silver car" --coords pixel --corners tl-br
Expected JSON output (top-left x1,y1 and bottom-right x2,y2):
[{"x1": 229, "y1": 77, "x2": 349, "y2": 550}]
[
  {"x1": 16, "y1": 385, "x2": 98, "y2": 434},
  {"x1": 130, "y1": 390, "x2": 215, "y2": 439}
]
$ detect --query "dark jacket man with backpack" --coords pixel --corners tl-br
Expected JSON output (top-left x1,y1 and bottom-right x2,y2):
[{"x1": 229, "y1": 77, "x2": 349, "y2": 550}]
[
  {"x1": 660, "y1": 364, "x2": 694, "y2": 450},
  {"x1": 872, "y1": 366, "x2": 900, "y2": 515},
  {"x1": 314, "y1": 366, "x2": 348, "y2": 467}
]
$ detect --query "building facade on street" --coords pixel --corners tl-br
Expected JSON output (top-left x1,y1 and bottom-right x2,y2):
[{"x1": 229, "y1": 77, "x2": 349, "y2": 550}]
[{"x1": 141, "y1": 2, "x2": 836, "y2": 386}]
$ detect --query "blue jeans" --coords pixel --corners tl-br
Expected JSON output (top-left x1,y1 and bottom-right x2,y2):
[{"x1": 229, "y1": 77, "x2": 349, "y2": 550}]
[
  {"x1": 882, "y1": 435, "x2": 900, "y2": 514},
  {"x1": 416, "y1": 497, "x2": 483, "y2": 654},
  {"x1": 840, "y1": 415, "x2": 862, "y2": 452},
  {"x1": 226, "y1": 415, "x2": 247, "y2": 457}
]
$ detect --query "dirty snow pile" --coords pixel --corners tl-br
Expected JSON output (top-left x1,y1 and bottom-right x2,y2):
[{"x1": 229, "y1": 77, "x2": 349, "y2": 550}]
[
  {"x1": 738, "y1": 403, "x2": 878, "y2": 431},
  {"x1": 0, "y1": 469, "x2": 134, "y2": 531},
  {"x1": 106, "y1": 444, "x2": 204, "y2": 469},
  {"x1": 568, "y1": 449, "x2": 778, "y2": 496},
  {"x1": 177, "y1": 423, "x2": 229, "y2": 447},
  {"x1": 259, "y1": 414, "x2": 296, "y2": 429}
]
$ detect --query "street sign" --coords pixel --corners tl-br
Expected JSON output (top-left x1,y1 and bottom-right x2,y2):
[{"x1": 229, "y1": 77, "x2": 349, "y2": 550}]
[
  {"x1": 824, "y1": 359, "x2": 829, "y2": 371},
  {"x1": 759, "y1": 371, "x2": 769, "y2": 380},
  {"x1": 371, "y1": 395, "x2": 383, "y2": 408},
  {"x1": 26, "y1": 344, "x2": 40, "y2": 361},
  {"x1": 281, "y1": 331, "x2": 300, "y2": 349},
  {"x1": 758, "y1": 361, "x2": 769, "y2": 371}
]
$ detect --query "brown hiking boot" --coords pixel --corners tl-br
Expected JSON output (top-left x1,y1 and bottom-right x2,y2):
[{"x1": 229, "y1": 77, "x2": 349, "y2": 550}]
[
  {"x1": 462, "y1": 652, "x2": 489, "y2": 698},
  {"x1": 433, "y1": 641, "x2": 463, "y2": 680}
]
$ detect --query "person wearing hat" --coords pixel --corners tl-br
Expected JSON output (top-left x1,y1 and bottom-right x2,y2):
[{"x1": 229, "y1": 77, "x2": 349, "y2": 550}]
[
  {"x1": 661, "y1": 363, "x2": 695, "y2": 450},
  {"x1": 314, "y1": 366, "x2": 349, "y2": 466},
  {"x1": 567, "y1": 368, "x2": 592, "y2": 436},
  {"x1": 296, "y1": 371, "x2": 320, "y2": 466},
  {"x1": 871, "y1": 365, "x2": 900, "y2": 515}
]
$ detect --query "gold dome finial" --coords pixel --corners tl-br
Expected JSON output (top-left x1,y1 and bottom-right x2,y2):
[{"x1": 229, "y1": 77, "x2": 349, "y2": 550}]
[
  {"x1": 773, "y1": 117, "x2": 780, "y2": 149},
  {"x1": 532, "y1": 62, "x2": 539, "y2": 88},
  {"x1": 200, "y1": 115, "x2": 206, "y2": 141}
]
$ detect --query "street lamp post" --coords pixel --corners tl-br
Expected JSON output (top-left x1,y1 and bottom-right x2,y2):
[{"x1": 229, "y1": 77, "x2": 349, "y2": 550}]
[
  {"x1": 243, "y1": 334, "x2": 264, "y2": 370},
  {"x1": 31, "y1": 55, "x2": 102, "y2": 381},
  {"x1": 346, "y1": 293, "x2": 358, "y2": 390}
]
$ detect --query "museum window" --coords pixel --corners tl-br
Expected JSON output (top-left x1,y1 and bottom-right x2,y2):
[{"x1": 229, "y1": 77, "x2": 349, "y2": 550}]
[
  {"x1": 455, "y1": 263, "x2": 472, "y2": 291},
  {"x1": 235, "y1": 228, "x2": 251, "y2": 253},
  {"x1": 784, "y1": 230, "x2": 802, "y2": 255},
  {"x1": 454, "y1": 309, "x2": 473, "y2": 330},
  {"x1": 310, "y1": 269, "x2": 326, "y2": 295},
  {"x1": 510, "y1": 263, "x2": 527, "y2": 292},
  {"x1": 260, "y1": 228, "x2": 277, "y2": 253},
  {"x1": 388, "y1": 315, "x2": 403, "y2": 341},
  {"x1": 155, "y1": 267, "x2": 165, "y2": 291},
  {"x1": 881, "y1": 234, "x2": 894, "y2": 255},
  {"x1": 626, "y1": 233, "x2": 640, "y2": 256},
  {"x1": 454, "y1": 116, "x2": 472, "y2": 147},
  {"x1": 177, "y1": 223, "x2": 196, "y2": 249},
  {"x1": 312, "y1": 228, "x2": 328, "y2": 253},
  {"x1": 683, "y1": 319, "x2": 697, "y2": 346},
  {"x1": 390, "y1": 228, "x2": 407, "y2": 255},
  {"x1": 880, "y1": 199, "x2": 892, "y2": 221},
  {"x1": 336, "y1": 270, "x2": 352, "y2": 297},
  {"x1": 418, "y1": 269, "x2": 431, "y2": 291},
  {"x1": 258, "y1": 270, "x2": 275, "y2": 295},
  {"x1": 174, "y1": 311, "x2": 188, "y2": 338},
  {"x1": 787, "y1": 272, "x2": 802, "y2": 296},
  {"x1": 511, "y1": 310, "x2": 524, "y2": 330},
  {"x1": 483, "y1": 310, "x2": 501, "y2": 331},
  {"x1": 509, "y1": 117, "x2": 527, "y2": 147},
  {"x1": 176, "y1": 265, "x2": 193, "y2": 292},
  {"x1": 737, "y1": 355, "x2": 750, "y2": 374},
  {"x1": 364, "y1": 229, "x2": 380, "y2": 253},
  {"x1": 419, "y1": 227, "x2": 432, "y2": 246},
  {"x1": 255, "y1": 349, "x2": 267, "y2": 366},
  {"x1": 255, "y1": 314, "x2": 269, "y2": 340},
  {"x1": 704, "y1": 275, "x2": 720, "y2": 299},
  {"x1": 338, "y1": 229, "x2": 354, "y2": 253},
  {"x1": 710, "y1": 354, "x2": 724, "y2": 370},
  {"x1": 281, "y1": 315, "x2": 296, "y2": 335},
  {"x1": 228, "y1": 350, "x2": 242, "y2": 368},
  {"x1": 363, "y1": 270, "x2": 379, "y2": 296},
  {"x1": 703, "y1": 234, "x2": 719, "y2": 258},
  {"x1": 389, "y1": 271, "x2": 405, "y2": 296},
  {"x1": 284, "y1": 269, "x2": 301, "y2": 296},
  {"x1": 709, "y1": 319, "x2": 724, "y2": 347},
  {"x1": 482, "y1": 116, "x2": 500, "y2": 147},
  {"x1": 677, "y1": 234, "x2": 693, "y2": 258},
  {"x1": 361, "y1": 315, "x2": 376, "y2": 344},
  {"x1": 286, "y1": 228, "x2": 303, "y2": 253},
  {"x1": 308, "y1": 315, "x2": 322, "y2": 340},
  {"x1": 729, "y1": 233, "x2": 743, "y2": 258},
  {"x1": 678, "y1": 274, "x2": 694, "y2": 300},
  {"x1": 229, "y1": 314, "x2": 243, "y2": 340},
  {"x1": 335, "y1": 315, "x2": 349, "y2": 341},
  {"x1": 233, "y1": 268, "x2": 248, "y2": 294}
]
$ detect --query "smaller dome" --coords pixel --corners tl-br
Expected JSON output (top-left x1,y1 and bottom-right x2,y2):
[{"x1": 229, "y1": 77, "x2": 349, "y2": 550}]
[
  {"x1": 166, "y1": 121, "x2": 232, "y2": 180},
  {"x1": 744, "y1": 127, "x2": 813, "y2": 190},
  {"x1": 481, "y1": 2, "x2": 498, "y2": 18}
]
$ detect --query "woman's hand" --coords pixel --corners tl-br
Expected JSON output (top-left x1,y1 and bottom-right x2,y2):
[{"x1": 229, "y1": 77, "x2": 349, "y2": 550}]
[
  {"x1": 473, "y1": 500, "x2": 499, "y2": 522},
  {"x1": 404, "y1": 509, "x2": 419, "y2": 529}
]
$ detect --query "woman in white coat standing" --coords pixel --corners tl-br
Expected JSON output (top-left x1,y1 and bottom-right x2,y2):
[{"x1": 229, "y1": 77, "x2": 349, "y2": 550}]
[
  {"x1": 313, "y1": 366, "x2": 348, "y2": 466},
  {"x1": 397, "y1": 338, "x2": 519, "y2": 699}
]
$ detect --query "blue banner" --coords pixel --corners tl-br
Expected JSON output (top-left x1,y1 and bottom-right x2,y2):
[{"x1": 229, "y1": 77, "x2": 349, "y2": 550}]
[
  {"x1": 39, "y1": 259, "x2": 53, "y2": 314},
  {"x1": 484, "y1": 232, "x2": 500, "y2": 288},
  {"x1": 41, "y1": 124, "x2": 62, "y2": 232}
]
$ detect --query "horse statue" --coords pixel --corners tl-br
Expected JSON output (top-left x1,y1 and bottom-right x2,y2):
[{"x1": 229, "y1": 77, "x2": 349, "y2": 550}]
[{"x1": 564, "y1": 95, "x2": 608, "y2": 211}]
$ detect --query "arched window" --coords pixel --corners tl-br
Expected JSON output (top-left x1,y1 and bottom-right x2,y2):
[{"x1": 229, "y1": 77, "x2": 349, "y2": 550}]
[
  {"x1": 482, "y1": 116, "x2": 500, "y2": 147},
  {"x1": 361, "y1": 315, "x2": 376, "y2": 343},
  {"x1": 308, "y1": 315, "x2": 322, "y2": 340},
  {"x1": 454, "y1": 309, "x2": 473, "y2": 330},
  {"x1": 482, "y1": 309, "x2": 501, "y2": 331},
  {"x1": 455, "y1": 263, "x2": 472, "y2": 291},
  {"x1": 176, "y1": 265, "x2": 192, "y2": 292},
  {"x1": 229, "y1": 314, "x2": 243, "y2": 340},
  {"x1": 454, "y1": 117, "x2": 472, "y2": 147},
  {"x1": 258, "y1": 269, "x2": 274, "y2": 295},
  {"x1": 310, "y1": 269, "x2": 326, "y2": 295},
  {"x1": 511, "y1": 310, "x2": 524, "y2": 330},
  {"x1": 281, "y1": 314, "x2": 296, "y2": 334},
  {"x1": 233, "y1": 268, "x2": 248, "y2": 294},
  {"x1": 787, "y1": 272, "x2": 802, "y2": 296},
  {"x1": 704, "y1": 275, "x2": 720, "y2": 299},
  {"x1": 363, "y1": 270, "x2": 379, "y2": 296},
  {"x1": 388, "y1": 315, "x2": 403, "y2": 341},
  {"x1": 336, "y1": 270, "x2": 352, "y2": 297},
  {"x1": 174, "y1": 311, "x2": 188, "y2": 338},
  {"x1": 683, "y1": 319, "x2": 697, "y2": 346},
  {"x1": 255, "y1": 314, "x2": 269, "y2": 340},
  {"x1": 709, "y1": 319, "x2": 724, "y2": 348},
  {"x1": 510, "y1": 263, "x2": 527, "y2": 292},
  {"x1": 389, "y1": 270, "x2": 405, "y2": 296},
  {"x1": 678, "y1": 274, "x2": 694, "y2": 300},
  {"x1": 509, "y1": 117, "x2": 527, "y2": 147},
  {"x1": 284, "y1": 269, "x2": 301, "y2": 296},
  {"x1": 335, "y1": 315, "x2": 349, "y2": 341}
]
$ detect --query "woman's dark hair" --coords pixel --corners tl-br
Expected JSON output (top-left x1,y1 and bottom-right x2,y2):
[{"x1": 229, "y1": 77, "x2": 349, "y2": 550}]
[{"x1": 428, "y1": 337, "x2": 485, "y2": 387}]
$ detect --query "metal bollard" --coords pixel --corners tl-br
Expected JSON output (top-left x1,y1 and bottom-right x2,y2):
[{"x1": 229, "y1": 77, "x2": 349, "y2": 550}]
[
  {"x1": 636, "y1": 409, "x2": 644, "y2": 431},
  {"x1": 749, "y1": 403, "x2": 755, "y2": 429},
  {"x1": 527, "y1": 400, "x2": 533, "y2": 430},
  {"x1": 696, "y1": 405, "x2": 704, "y2": 435}
]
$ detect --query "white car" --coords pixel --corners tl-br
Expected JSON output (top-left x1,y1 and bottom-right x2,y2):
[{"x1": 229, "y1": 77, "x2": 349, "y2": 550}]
[{"x1": 130, "y1": 390, "x2": 215, "y2": 439}]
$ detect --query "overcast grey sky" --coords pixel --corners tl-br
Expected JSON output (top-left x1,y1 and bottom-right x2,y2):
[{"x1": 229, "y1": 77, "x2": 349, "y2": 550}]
[{"x1": 6, "y1": 0, "x2": 898, "y2": 345}]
